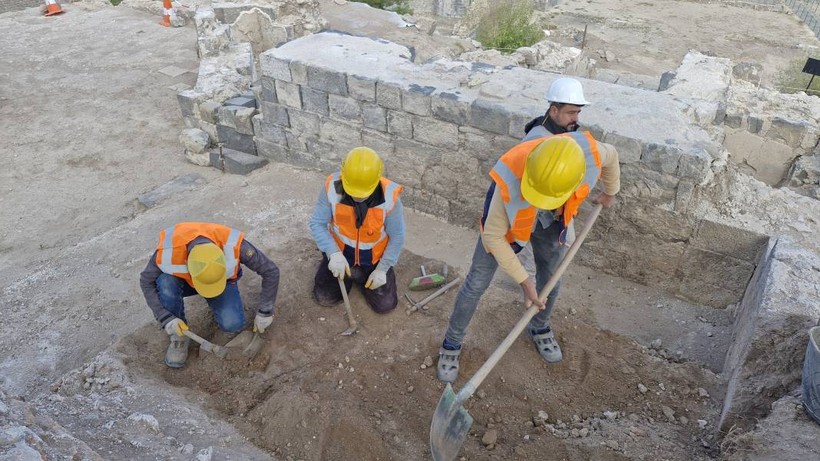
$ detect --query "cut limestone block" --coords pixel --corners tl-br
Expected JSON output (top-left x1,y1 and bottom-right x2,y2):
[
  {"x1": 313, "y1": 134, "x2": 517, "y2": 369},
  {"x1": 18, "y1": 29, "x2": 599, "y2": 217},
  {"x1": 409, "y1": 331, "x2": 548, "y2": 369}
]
[
  {"x1": 216, "y1": 124, "x2": 256, "y2": 154},
  {"x1": 222, "y1": 148, "x2": 268, "y2": 175}
]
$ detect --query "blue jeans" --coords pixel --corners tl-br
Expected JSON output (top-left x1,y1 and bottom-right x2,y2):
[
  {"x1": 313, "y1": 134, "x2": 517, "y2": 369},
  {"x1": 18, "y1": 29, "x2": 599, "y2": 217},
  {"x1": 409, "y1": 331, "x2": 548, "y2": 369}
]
[
  {"x1": 443, "y1": 219, "x2": 568, "y2": 346},
  {"x1": 156, "y1": 273, "x2": 245, "y2": 333}
]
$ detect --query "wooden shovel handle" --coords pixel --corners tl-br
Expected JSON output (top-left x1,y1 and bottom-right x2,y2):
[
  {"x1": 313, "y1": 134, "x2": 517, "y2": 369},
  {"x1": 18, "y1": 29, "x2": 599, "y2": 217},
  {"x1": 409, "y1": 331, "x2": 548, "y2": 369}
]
[
  {"x1": 338, "y1": 277, "x2": 358, "y2": 329},
  {"x1": 457, "y1": 204, "x2": 603, "y2": 402}
]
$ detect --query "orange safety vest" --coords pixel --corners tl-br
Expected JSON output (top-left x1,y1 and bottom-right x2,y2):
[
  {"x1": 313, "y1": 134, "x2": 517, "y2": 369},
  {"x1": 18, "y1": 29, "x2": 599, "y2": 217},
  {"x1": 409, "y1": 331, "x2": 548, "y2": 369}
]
[
  {"x1": 155, "y1": 222, "x2": 244, "y2": 287},
  {"x1": 484, "y1": 131, "x2": 602, "y2": 249},
  {"x1": 325, "y1": 172, "x2": 403, "y2": 266}
]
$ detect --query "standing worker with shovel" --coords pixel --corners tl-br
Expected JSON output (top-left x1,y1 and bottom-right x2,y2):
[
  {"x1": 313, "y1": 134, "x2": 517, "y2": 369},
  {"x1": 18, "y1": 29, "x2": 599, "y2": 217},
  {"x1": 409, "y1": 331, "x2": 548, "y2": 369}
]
[
  {"x1": 309, "y1": 147, "x2": 406, "y2": 322},
  {"x1": 139, "y1": 222, "x2": 280, "y2": 368},
  {"x1": 436, "y1": 132, "x2": 621, "y2": 383}
]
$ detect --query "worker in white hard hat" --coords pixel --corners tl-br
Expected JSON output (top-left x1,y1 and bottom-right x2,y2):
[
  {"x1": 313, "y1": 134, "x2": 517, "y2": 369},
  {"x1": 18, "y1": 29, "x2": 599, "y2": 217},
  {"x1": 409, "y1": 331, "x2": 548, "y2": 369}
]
[
  {"x1": 309, "y1": 147, "x2": 406, "y2": 314},
  {"x1": 139, "y1": 223, "x2": 281, "y2": 368},
  {"x1": 524, "y1": 77, "x2": 589, "y2": 139}
]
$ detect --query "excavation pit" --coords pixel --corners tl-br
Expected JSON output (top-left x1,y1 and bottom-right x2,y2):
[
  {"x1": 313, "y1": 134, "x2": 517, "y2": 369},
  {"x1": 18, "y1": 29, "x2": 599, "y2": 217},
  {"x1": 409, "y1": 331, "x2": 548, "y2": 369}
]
[{"x1": 119, "y1": 240, "x2": 728, "y2": 460}]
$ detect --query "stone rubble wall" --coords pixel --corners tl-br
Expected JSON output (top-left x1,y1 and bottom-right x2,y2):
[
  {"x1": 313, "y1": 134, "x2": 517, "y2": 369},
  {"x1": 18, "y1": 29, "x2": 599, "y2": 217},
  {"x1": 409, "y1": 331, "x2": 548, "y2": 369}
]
[
  {"x1": 663, "y1": 51, "x2": 820, "y2": 192},
  {"x1": 244, "y1": 31, "x2": 770, "y2": 308},
  {"x1": 174, "y1": 2, "x2": 326, "y2": 176}
]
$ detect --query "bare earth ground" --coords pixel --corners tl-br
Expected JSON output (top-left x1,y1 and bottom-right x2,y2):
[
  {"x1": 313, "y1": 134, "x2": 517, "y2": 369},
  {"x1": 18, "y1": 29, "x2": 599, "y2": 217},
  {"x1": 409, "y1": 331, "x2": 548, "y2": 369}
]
[
  {"x1": 0, "y1": 1, "x2": 811, "y2": 459},
  {"x1": 540, "y1": 0, "x2": 820, "y2": 87}
]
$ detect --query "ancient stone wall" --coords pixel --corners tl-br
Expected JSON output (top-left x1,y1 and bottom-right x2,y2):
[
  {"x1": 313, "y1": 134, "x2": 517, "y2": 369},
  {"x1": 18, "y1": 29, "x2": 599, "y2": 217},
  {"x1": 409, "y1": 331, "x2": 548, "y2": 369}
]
[{"x1": 238, "y1": 31, "x2": 770, "y2": 307}]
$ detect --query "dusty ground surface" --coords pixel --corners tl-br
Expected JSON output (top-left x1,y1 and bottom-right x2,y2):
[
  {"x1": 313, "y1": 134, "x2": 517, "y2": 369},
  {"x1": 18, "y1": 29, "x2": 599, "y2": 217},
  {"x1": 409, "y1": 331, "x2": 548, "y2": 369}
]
[
  {"x1": 0, "y1": 1, "x2": 811, "y2": 460},
  {"x1": 537, "y1": 0, "x2": 819, "y2": 87}
]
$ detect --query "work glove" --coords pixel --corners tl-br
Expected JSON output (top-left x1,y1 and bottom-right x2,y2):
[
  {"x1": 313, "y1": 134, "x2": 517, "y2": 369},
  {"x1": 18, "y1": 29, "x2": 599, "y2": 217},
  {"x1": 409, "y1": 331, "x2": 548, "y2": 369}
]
[
  {"x1": 164, "y1": 318, "x2": 189, "y2": 337},
  {"x1": 365, "y1": 269, "x2": 388, "y2": 290},
  {"x1": 328, "y1": 252, "x2": 350, "y2": 280},
  {"x1": 254, "y1": 312, "x2": 273, "y2": 334}
]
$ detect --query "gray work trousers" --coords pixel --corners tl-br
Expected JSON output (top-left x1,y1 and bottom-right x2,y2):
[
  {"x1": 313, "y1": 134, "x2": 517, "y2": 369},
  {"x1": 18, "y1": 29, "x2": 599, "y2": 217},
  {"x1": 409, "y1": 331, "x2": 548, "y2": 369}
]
[{"x1": 443, "y1": 219, "x2": 568, "y2": 346}]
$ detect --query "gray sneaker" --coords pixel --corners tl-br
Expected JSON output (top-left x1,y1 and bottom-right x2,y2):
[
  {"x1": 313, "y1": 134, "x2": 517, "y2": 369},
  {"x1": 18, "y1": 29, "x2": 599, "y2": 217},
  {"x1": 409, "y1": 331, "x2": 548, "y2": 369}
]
[
  {"x1": 437, "y1": 346, "x2": 461, "y2": 383},
  {"x1": 165, "y1": 335, "x2": 190, "y2": 368},
  {"x1": 528, "y1": 328, "x2": 563, "y2": 363}
]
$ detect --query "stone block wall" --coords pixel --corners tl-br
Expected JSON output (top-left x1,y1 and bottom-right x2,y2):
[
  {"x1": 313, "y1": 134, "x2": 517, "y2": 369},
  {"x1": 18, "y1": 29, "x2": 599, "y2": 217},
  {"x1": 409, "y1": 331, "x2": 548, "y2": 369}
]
[
  {"x1": 0, "y1": 0, "x2": 41, "y2": 14},
  {"x1": 242, "y1": 31, "x2": 768, "y2": 307},
  {"x1": 719, "y1": 237, "x2": 820, "y2": 431}
]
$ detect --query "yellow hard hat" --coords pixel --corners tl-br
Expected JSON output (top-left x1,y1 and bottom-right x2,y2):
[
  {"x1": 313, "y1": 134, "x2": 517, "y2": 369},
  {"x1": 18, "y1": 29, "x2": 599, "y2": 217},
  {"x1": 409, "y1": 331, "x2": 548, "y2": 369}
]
[
  {"x1": 341, "y1": 147, "x2": 383, "y2": 199},
  {"x1": 520, "y1": 136, "x2": 586, "y2": 210},
  {"x1": 187, "y1": 243, "x2": 227, "y2": 298}
]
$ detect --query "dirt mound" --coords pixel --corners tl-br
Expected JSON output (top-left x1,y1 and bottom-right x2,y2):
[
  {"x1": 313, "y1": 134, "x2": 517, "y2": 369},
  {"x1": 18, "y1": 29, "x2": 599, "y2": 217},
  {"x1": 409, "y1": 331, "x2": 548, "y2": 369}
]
[{"x1": 118, "y1": 241, "x2": 721, "y2": 460}]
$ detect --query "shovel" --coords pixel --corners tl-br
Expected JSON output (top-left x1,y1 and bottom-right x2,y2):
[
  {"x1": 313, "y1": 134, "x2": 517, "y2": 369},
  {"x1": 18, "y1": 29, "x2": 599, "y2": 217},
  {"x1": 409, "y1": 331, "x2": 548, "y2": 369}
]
[
  {"x1": 224, "y1": 328, "x2": 266, "y2": 359},
  {"x1": 183, "y1": 329, "x2": 227, "y2": 359},
  {"x1": 430, "y1": 204, "x2": 603, "y2": 461},
  {"x1": 339, "y1": 277, "x2": 359, "y2": 336}
]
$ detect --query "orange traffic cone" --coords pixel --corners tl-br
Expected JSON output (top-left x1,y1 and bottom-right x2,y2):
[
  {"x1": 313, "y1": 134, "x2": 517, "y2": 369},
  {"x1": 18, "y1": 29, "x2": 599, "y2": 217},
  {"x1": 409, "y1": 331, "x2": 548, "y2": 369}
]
[
  {"x1": 159, "y1": 0, "x2": 174, "y2": 27},
  {"x1": 43, "y1": 0, "x2": 64, "y2": 16}
]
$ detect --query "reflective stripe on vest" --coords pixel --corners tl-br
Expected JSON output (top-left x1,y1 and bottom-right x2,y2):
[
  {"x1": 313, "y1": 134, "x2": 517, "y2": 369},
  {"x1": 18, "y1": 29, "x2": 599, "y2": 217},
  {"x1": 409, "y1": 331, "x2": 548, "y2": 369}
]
[
  {"x1": 486, "y1": 131, "x2": 602, "y2": 247},
  {"x1": 155, "y1": 223, "x2": 243, "y2": 284},
  {"x1": 325, "y1": 172, "x2": 402, "y2": 265}
]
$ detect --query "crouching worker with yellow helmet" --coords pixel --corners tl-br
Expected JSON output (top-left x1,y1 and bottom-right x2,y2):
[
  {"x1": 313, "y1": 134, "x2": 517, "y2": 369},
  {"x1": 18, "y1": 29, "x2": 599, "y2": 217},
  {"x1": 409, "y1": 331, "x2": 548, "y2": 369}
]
[
  {"x1": 309, "y1": 147, "x2": 405, "y2": 313},
  {"x1": 139, "y1": 223, "x2": 280, "y2": 368},
  {"x1": 437, "y1": 132, "x2": 621, "y2": 383}
]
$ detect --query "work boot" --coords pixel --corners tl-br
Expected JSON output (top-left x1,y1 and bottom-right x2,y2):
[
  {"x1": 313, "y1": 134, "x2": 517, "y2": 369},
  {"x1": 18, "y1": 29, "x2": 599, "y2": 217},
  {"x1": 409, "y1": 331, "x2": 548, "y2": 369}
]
[
  {"x1": 528, "y1": 326, "x2": 563, "y2": 363},
  {"x1": 437, "y1": 344, "x2": 462, "y2": 383},
  {"x1": 165, "y1": 335, "x2": 190, "y2": 368}
]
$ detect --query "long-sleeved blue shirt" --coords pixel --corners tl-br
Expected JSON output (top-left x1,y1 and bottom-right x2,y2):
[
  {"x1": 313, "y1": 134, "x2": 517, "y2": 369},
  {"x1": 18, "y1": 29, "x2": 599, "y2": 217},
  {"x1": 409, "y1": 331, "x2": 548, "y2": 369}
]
[{"x1": 309, "y1": 178, "x2": 405, "y2": 271}]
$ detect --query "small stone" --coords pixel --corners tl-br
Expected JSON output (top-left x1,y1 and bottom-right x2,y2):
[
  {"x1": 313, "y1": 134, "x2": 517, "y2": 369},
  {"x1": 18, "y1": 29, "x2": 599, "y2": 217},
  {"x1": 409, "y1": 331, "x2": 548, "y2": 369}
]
[
  {"x1": 603, "y1": 411, "x2": 617, "y2": 420},
  {"x1": 661, "y1": 405, "x2": 675, "y2": 422},
  {"x1": 579, "y1": 428, "x2": 589, "y2": 437},
  {"x1": 407, "y1": 386, "x2": 414, "y2": 393},
  {"x1": 182, "y1": 444, "x2": 194, "y2": 455},
  {"x1": 482, "y1": 429, "x2": 498, "y2": 447},
  {"x1": 679, "y1": 416, "x2": 689, "y2": 425},
  {"x1": 707, "y1": 331, "x2": 713, "y2": 337},
  {"x1": 570, "y1": 308, "x2": 577, "y2": 315},
  {"x1": 525, "y1": 420, "x2": 534, "y2": 428},
  {"x1": 571, "y1": 428, "x2": 580, "y2": 438},
  {"x1": 523, "y1": 434, "x2": 530, "y2": 441},
  {"x1": 477, "y1": 390, "x2": 487, "y2": 400},
  {"x1": 638, "y1": 384, "x2": 648, "y2": 394},
  {"x1": 697, "y1": 388, "x2": 710, "y2": 398},
  {"x1": 650, "y1": 339, "x2": 662, "y2": 350},
  {"x1": 196, "y1": 447, "x2": 213, "y2": 461},
  {"x1": 422, "y1": 356, "x2": 434, "y2": 368},
  {"x1": 658, "y1": 383, "x2": 666, "y2": 391},
  {"x1": 606, "y1": 439, "x2": 619, "y2": 450},
  {"x1": 697, "y1": 419, "x2": 708, "y2": 429}
]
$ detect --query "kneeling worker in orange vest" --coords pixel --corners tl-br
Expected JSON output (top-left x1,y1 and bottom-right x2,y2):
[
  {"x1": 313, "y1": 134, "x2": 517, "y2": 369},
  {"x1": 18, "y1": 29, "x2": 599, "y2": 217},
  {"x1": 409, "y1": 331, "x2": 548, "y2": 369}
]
[
  {"x1": 437, "y1": 133, "x2": 621, "y2": 382},
  {"x1": 309, "y1": 147, "x2": 406, "y2": 313},
  {"x1": 139, "y1": 222, "x2": 280, "y2": 368}
]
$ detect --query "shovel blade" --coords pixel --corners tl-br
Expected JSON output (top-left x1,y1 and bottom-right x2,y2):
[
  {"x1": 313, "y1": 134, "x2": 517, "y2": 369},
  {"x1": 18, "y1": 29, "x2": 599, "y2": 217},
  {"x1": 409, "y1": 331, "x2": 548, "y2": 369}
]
[
  {"x1": 430, "y1": 384, "x2": 473, "y2": 461},
  {"x1": 225, "y1": 331, "x2": 254, "y2": 349},
  {"x1": 242, "y1": 333, "x2": 264, "y2": 358},
  {"x1": 340, "y1": 325, "x2": 358, "y2": 336}
]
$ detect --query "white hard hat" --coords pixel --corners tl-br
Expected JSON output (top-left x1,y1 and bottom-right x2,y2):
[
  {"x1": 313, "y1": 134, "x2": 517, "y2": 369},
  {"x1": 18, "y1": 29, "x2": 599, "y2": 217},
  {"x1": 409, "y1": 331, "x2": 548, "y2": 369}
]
[{"x1": 544, "y1": 77, "x2": 589, "y2": 105}]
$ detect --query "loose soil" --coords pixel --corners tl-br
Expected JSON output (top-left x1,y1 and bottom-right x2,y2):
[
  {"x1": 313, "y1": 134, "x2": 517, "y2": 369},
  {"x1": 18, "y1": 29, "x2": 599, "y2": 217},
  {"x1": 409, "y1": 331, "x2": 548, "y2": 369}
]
[{"x1": 119, "y1": 242, "x2": 721, "y2": 461}]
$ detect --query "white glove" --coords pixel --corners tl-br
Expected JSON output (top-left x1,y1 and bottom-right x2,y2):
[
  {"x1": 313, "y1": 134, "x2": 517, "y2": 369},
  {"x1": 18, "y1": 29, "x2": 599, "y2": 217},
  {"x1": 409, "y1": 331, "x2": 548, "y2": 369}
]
[
  {"x1": 164, "y1": 318, "x2": 188, "y2": 337},
  {"x1": 254, "y1": 313, "x2": 273, "y2": 334},
  {"x1": 365, "y1": 269, "x2": 387, "y2": 290},
  {"x1": 328, "y1": 252, "x2": 350, "y2": 280}
]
